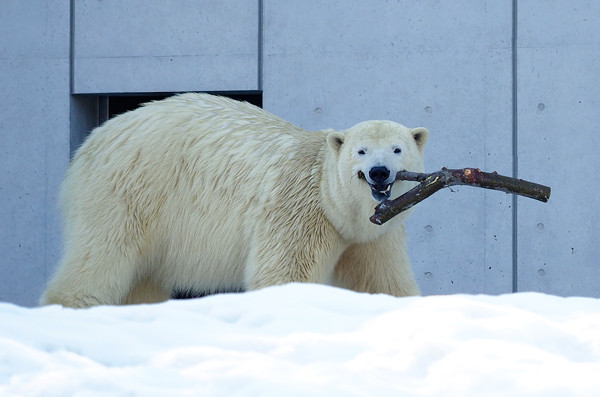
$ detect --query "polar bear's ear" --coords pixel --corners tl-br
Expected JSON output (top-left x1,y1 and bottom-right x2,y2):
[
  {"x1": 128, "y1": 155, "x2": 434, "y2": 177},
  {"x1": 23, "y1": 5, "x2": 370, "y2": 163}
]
[
  {"x1": 327, "y1": 131, "x2": 345, "y2": 153},
  {"x1": 411, "y1": 127, "x2": 429, "y2": 153}
]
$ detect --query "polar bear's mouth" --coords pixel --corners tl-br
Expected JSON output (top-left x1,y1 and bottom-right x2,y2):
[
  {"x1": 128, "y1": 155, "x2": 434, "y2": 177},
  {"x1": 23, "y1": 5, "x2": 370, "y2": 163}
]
[
  {"x1": 357, "y1": 170, "x2": 394, "y2": 202},
  {"x1": 369, "y1": 182, "x2": 393, "y2": 201}
]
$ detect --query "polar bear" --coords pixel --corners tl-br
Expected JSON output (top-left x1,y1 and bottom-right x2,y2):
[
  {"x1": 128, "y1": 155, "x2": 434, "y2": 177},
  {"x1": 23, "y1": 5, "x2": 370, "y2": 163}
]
[{"x1": 40, "y1": 93, "x2": 428, "y2": 308}]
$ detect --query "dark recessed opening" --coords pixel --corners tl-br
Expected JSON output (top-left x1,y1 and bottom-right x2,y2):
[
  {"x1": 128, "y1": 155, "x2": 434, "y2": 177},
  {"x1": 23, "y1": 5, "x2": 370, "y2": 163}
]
[
  {"x1": 70, "y1": 91, "x2": 263, "y2": 157},
  {"x1": 107, "y1": 91, "x2": 263, "y2": 120}
]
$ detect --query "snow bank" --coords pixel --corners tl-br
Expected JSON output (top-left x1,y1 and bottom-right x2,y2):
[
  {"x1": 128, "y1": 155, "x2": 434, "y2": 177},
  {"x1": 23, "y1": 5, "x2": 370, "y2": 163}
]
[{"x1": 2, "y1": 283, "x2": 600, "y2": 396}]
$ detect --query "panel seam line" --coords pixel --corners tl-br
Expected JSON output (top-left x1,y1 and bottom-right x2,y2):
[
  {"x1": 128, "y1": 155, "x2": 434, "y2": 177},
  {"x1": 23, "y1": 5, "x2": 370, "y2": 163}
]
[{"x1": 511, "y1": 0, "x2": 519, "y2": 293}]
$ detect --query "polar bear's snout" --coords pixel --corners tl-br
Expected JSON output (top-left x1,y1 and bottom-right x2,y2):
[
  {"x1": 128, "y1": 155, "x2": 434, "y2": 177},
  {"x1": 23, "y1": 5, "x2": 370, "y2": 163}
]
[
  {"x1": 369, "y1": 166, "x2": 390, "y2": 185},
  {"x1": 364, "y1": 166, "x2": 395, "y2": 202}
]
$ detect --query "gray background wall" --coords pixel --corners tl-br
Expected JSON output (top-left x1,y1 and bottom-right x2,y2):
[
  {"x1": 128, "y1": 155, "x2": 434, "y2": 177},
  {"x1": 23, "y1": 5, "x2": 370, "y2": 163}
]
[{"x1": 1, "y1": 1, "x2": 598, "y2": 306}]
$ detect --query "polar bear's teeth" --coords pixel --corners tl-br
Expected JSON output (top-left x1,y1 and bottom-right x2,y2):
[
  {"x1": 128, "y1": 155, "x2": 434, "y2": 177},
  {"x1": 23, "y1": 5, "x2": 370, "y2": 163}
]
[
  {"x1": 378, "y1": 185, "x2": 391, "y2": 194},
  {"x1": 369, "y1": 183, "x2": 393, "y2": 200}
]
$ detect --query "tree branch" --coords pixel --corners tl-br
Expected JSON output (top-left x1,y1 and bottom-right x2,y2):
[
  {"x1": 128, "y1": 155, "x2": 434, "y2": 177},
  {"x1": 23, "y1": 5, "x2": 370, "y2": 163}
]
[{"x1": 370, "y1": 168, "x2": 551, "y2": 225}]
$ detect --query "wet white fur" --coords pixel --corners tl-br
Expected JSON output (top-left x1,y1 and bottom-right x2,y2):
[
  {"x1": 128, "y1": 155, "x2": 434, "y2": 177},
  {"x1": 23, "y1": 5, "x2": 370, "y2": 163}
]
[{"x1": 40, "y1": 93, "x2": 428, "y2": 308}]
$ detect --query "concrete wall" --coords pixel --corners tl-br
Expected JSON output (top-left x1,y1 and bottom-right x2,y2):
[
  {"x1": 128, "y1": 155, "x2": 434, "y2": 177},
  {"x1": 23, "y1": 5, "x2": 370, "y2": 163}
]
[
  {"x1": 1, "y1": 1, "x2": 598, "y2": 306},
  {"x1": 1, "y1": 1, "x2": 71, "y2": 306},
  {"x1": 72, "y1": 0, "x2": 260, "y2": 94},
  {"x1": 263, "y1": 1, "x2": 515, "y2": 295},
  {"x1": 516, "y1": 2, "x2": 600, "y2": 295}
]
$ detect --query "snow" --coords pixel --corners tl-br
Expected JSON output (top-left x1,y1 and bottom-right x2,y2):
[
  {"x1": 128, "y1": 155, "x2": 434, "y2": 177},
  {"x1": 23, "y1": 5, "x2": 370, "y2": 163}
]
[{"x1": 2, "y1": 284, "x2": 600, "y2": 397}]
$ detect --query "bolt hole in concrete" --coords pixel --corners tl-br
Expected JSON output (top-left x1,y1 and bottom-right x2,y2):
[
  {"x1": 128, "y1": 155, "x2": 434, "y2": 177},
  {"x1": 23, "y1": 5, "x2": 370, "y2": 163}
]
[
  {"x1": 537, "y1": 103, "x2": 546, "y2": 111},
  {"x1": 425, "y1": 225, "x2": 433, "y2": 233},
  {"x1": 424, "y1": 272, "x2": 433, "y2": 280},
  {"x1": 536, "y1": 223, "x2": 544, "y2": 231},
  {"x1": 537, "y1": 269, "x2": 546, "y2": 278}
]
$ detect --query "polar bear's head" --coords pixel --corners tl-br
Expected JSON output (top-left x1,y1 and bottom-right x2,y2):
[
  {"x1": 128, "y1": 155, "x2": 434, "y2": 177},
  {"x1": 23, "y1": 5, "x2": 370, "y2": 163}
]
[{"x1": 326, "y1": 121, "x2": 429, "y2": 204}]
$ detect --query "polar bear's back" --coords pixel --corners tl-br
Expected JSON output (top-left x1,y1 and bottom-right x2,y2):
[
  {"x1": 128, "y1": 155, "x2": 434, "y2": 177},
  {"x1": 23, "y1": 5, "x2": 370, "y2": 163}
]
[
  {"x1": 72, "y1": 93, "x2": 307, "y2": 170},
  {"x1": 61, "y1": 93, "x2": 327, "y2": 293}
]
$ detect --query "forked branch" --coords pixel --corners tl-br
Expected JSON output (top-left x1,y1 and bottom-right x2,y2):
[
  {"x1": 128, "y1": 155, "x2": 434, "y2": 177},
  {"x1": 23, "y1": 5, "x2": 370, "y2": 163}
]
[{"x1": 370, "y1": 167, "x2": 551, "y2": 225}]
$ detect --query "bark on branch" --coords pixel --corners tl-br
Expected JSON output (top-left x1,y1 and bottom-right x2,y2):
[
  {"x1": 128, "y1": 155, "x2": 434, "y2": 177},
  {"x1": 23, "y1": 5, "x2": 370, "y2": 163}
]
[{"x1": 370, "y1": 167, "x2": 551, "y2": 225}]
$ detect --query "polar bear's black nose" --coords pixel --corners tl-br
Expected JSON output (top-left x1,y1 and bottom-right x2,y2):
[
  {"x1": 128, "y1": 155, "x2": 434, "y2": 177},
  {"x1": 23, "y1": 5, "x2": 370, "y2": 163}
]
[{"x1": 369, "y1": 166, "x2": 391, "y2": 183}]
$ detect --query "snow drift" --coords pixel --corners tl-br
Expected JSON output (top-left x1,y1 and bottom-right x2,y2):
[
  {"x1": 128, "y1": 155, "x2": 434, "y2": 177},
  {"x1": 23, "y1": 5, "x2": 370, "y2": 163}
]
[{"x1": 2, "y1": 283, "x2": 600, "y2": 396}]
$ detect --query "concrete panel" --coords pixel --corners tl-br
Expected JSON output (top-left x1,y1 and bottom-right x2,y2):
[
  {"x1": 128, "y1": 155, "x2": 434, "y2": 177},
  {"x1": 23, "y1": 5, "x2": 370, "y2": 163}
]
[
  {"x1": 517, "y1": 2, "x2": 600, "y2": 297},
  {"x1": 73, "y1": 0, "x2": 259, "y2": 93},
  {"x1": 74, "y1": 55, "x2": 257, "y2": 94},
  {"x1": 263, "y1": 1, "x2": 514, "y2": 295},
  {"x1": 0, "y1": 59, "x2": 46, "y2": 305},
  {"x1": 0, "y1": 59, "x2": 70, "y2": 306},
  {"x1": 0, "y1": 0, "x2": 69, "y2": 59},
  {"x1": 0, "y1": 2, "x2": 70, "y2": 306}
]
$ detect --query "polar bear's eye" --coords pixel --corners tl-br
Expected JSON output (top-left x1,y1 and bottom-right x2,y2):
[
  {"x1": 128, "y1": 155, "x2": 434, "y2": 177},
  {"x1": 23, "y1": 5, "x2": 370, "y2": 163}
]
[
  {"x1": 394, "y1": 148, "x2": 402, "y2": 154},
  {"x1": 358, "y1": 149, "x2": 366, "y2": 155}
]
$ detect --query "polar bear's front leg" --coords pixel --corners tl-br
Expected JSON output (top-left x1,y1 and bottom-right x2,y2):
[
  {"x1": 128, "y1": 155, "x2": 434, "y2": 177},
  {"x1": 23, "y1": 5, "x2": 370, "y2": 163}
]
[
  {"x1": 244, "y1": 219, "x2": 344, "y2": 290},
  {"x1": 332, "y1": 225, "x2": 421, "y2": 297}
]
